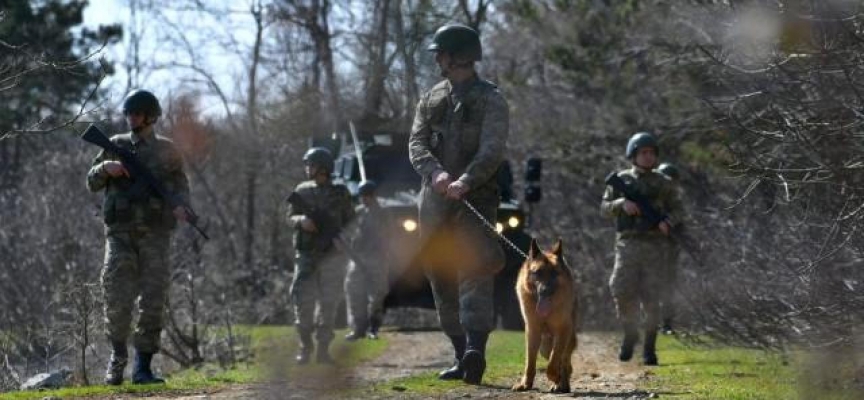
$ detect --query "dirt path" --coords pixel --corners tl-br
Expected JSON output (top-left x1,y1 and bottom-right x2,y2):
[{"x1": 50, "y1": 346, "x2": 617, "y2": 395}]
[{"x1": 141, "y1": 331, "x2": 658, "y2": 400}]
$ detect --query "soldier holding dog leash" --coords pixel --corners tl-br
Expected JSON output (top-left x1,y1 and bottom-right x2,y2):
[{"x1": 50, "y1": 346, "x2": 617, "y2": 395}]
[{"x1": 409, "y1": 23, "x2": 509, "y2": 385}]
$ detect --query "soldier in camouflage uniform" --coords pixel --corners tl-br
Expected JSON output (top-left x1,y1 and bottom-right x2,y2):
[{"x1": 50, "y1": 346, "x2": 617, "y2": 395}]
[
  {"x1": 656, "y1": 162, "x2": 682, "y2": 335},
  {"x1": 601, "y1": 132, "x2": 682, "y2": 366},
  {"x1": 286, "y1": 147, "x2": 355, "y2": 364},
  {"x1": 343, "y1": 180, "x2": 392, "y2": 341},
  {"x1": 86, "y1": 89, "x2": 190, "y2": 385},
  {"x1": 409, "y1": 24, "x2": 508, "y2": 385}
]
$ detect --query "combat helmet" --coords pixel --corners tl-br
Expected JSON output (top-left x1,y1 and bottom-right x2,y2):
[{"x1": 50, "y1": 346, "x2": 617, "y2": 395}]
[
  {"x1": 122, "y1": 90, "x2": 162, "y2": 119},
  {"x1": 427, "y1": 24, "x2": 482, "y2": 62},
  {"x1": 358, "y1": 180, "x2": 377, "y2": 196},
  {"x1": 657, "y1": 163, "x2": 680, "y2": 180},
  {"x1": 625, "y1": 132, "x2": 659, "y2": 159},
  {"x1": 303, "y1": 147, "x2": 334, "y2": 173}
]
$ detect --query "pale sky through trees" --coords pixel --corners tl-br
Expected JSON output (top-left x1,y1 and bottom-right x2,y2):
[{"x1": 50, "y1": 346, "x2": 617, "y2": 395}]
[{"x1": 83, "y1": 0, "x2": 262, "y2": 117}]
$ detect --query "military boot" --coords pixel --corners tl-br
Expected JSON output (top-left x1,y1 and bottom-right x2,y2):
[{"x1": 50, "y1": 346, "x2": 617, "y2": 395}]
[
  {"x1": 367, "y1": 316, "x2": 382, "y2": 340},
  {"x1": 643, "y1": 328, "x2": 659, "y2": 366},
  {"x1": 462, "y1": 330, "x2": 489, "y2": 385},
  {"x1": 618, "y1": 325, "x2": 639, "y2": 362},
  {"x1": 296, "y1": 331, "x2": 314, "y2": 365},
  {"x1": 104, "y1": 342, "x2": 127, "y2": 386},
  {"x1": 131, "y1": 351, "x2": 165, "y2": 384},
  {"x1": 661, "y1": 318, "x2": 675, "y2": 335},
  {"x1": 344, "y1": 330, "x2": 365, "y2": 342},
  {"x1": 437, "y1": 334, "x2": 466, "y2": 380},
  {"x1": 316, "y1": 340, "x2": 334, "y2": 365}
]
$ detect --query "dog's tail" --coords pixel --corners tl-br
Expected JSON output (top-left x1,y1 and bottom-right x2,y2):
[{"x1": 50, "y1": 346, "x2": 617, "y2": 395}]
[{"x1": 539, "y1": 334, "x2": 552, "y2": 360}]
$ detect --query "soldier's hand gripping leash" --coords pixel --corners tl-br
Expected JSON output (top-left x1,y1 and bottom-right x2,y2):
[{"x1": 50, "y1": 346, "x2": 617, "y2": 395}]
[{"x1": 81, "y1": 124, "x2": 209, "y2": 240}]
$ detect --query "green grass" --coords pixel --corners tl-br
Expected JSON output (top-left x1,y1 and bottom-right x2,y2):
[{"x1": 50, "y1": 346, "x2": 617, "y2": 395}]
[
  {"x1": 1, "y1": 326, "x2": 388, "y2": 400},
  {"x1": 361, "y1": 331, "x2": 861, "y2": 399},
  {"x1": 650, "y1": 335, "x2": 861, "y2": 400},
  {"x1": 6, "y1": 329, "x2": 860, "y2": 399}
]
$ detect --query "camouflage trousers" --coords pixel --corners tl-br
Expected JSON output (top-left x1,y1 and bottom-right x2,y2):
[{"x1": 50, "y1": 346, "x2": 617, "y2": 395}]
[
  {"x1": 660, "y1": 244, "x2": 681, "y2": 322},
  {"x1": 344, "y1": 259, "x2": 388, "y2": 333},
  {"x1": 101, "y1": 230, "x2": 172, "y2": 354},
  {"x1": 420, "y1": 195, "x2": 504, "y2": 336},
  {"x1": 609, "y1": 234, "x2": 672, "y2": 330},
  {"x1": 291, "y1": 251, "x2": 347, "y2": 344}
]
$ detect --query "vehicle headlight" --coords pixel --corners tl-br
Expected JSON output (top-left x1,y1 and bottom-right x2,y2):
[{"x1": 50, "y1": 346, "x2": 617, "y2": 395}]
[
  {"x1": 495, "y1": 222, "x2": 504, "y2": 233},
  {"x1": 403, "y1": 218, "x2": 418, "y2": 232},
  {"x1": 507, "y1": 216, "x2": 520, "y2": 228}
]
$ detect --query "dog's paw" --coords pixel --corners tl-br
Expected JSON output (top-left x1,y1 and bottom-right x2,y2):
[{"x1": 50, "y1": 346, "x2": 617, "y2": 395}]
[
  {"x1": 549, "y1": 383, "x2": 570, "y2": 394},
  {"x1": 511, "y1": 381, "x2": 532, "y2": 391}
]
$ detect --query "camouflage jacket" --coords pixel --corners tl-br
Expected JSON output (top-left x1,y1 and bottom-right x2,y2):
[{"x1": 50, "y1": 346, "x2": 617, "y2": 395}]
[
  {"x1": 348, "y1": 203, "x2": 392, "y2": 265},
  {"x1": 600, "y1": 167, "x2": 683, "y2": 238},
  {"x1": 286, "y1": 180, "x2": 355, "y2": 253},
  {"x1": 408, "y1": 75, "x2": 509, "y2": 203},
  {"x1": 86, "y1": 131, "x2": 190, "y2": 234}
]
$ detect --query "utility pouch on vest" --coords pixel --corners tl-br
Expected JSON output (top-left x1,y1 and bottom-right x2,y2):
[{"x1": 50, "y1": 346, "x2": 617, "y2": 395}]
[{"x1": 109, "y1": 196, "x2": 132, "y2": 224}]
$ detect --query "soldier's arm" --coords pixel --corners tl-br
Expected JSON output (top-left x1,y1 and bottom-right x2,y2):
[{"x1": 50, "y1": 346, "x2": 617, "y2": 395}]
[
  {"x1": 167, "y1": 143, "x2": 191, "y2": 206},
  {"x1": 408, "y1": 94, "x2": 445, "y2": 181},
  {"x1": 286, "y1": 187, "x2": 306, "y2": 229},
  {"x1": 663, "y1": 180, "x2": 684, "y2": 227},
  {"x1": 341, "y1": 187, "x2": 356, "y2": 228},
  {"x1": 457, "y1": 91, "x2": 509, "y2": 189},
  {"x1": 600, "y1": 184, "x2": 626, "y2": 218},
  {"x1": 86, "y1": 149, "x2": 110, "y2": 192}
]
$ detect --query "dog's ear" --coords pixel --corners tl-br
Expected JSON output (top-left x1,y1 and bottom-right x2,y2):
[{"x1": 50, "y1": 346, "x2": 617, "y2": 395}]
[
  {"x1": 529, "y1": 238, "x2": 541, "y2": 259},
  {"x1": 552, "y1": 238, "x2": 563, "y2": 258}
]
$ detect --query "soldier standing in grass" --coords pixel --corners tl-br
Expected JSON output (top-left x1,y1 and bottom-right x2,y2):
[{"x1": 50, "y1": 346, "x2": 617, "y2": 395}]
[
  {"x1": 343, "y1": 180, "x2": 392, "y2": 341},
  {"x1": 286, "y1": 147, "x2": 355, "y2": 365},
  {"x1": 656, "y1": 162, "x2": 682, "y2": 335},
  {"x1": 409, "y1": 23, "x2": 509, "y2": 385},
  {"x1": 600, "y1": 132, "x2": 683, "y2": 366},
  {"x1": 86, "y1": 89, "x2": 190, "y2": 385}
]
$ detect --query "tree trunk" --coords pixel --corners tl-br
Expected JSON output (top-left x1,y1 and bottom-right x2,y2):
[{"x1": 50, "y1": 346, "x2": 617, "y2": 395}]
[{"x1": 363, "y1": 0, "x2": 392, "y2": 121}]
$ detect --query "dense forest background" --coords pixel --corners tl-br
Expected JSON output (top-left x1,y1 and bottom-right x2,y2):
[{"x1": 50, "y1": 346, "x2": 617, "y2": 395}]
[{"x1": 1, "y1": 0, "x2": 862, "y2": 389}]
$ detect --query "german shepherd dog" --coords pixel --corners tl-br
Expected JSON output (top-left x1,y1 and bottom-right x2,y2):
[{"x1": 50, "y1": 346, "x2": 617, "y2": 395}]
[{"x1": 512, "y1": 239, "x2": 578, "y2": 393}]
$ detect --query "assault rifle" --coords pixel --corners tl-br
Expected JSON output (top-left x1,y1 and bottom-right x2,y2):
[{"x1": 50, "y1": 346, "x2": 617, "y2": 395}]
[
  {"x1": 604, "y1": 172, "x2": 669, "y2": 231},
  {"x1": 285, "y1": 191, "x2": 343, "y2": 252},
  {"x1": 81, "y1": 124, "x2": 209, "y2": 240},
  {"x1": 604, "y1": 172, "x2": 706, "y2": 267}
]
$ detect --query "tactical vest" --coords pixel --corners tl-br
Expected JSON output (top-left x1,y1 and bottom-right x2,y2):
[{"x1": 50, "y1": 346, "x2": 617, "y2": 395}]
[
  {"x1": 424, "y1": 78, "x2": 500, "y2": 199},
  {"x1": 102, "y1": 133, "x2": 178, "y2": 232},
  {"x1": 292, "y1": 181, "x2": 352, "y2": 253},
  {"x1": 614, "y1": 171, "x2": 668, "y2": 234}
]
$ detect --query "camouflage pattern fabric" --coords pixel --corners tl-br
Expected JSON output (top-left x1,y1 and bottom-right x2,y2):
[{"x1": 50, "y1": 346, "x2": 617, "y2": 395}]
[
  {"x1": 409, "y1": 75, "x2": 508, "y2": 336},
  {"x1": 286, "y1": 180, "x2": 354, "y2": 344},
  {"x1": 101, "y1": 231, "x2": 170, "y2": 353},
  {"x1": 600, "y1": 167, "x2": 683, "y2": 329},
  {"x1": 87, "y1": 132, "x2": 189, "y2": 234},
  {"x1": 344, "y1": 204, "x2": 391, "y2": 334},
  {"x1": 660, "y1": 241, "x2": 680, "y2": 323},
  {"x1": 86, "y1": 130, "x2": 189, "y2": 354},
  {"x1": 291, "y1": 252, "x2": 347, "y2": 344}
]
